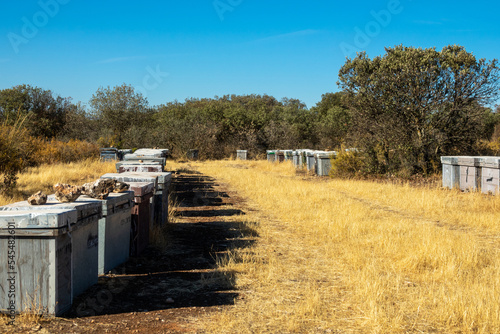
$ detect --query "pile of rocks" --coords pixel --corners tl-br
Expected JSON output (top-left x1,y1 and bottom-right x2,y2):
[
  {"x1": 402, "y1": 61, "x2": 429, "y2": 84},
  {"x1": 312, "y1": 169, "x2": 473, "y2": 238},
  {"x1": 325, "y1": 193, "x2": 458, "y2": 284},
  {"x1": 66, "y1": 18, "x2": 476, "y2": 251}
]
[{"x1": 28, "y1": 179, "x2": 130, "y2": 205}]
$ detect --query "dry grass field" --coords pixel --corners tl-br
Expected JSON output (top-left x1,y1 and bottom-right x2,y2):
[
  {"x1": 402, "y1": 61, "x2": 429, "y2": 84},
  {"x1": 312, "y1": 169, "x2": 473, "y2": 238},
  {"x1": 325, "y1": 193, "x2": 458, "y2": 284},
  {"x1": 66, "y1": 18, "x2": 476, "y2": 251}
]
[
  {"x1": 2, "y1": 158, "x2": 500, "y2": 333},
  {"x1": 188, "y1": 159, "x2": 500, "y2": 333}
]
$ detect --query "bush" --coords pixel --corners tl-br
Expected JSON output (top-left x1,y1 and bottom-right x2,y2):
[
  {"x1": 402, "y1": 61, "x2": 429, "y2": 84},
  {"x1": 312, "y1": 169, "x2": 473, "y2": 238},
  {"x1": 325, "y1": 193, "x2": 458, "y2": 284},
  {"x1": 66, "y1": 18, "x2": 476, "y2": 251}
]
[
  {"x1": 33, "y1": 138, "x2": 99, "y2": 165},
  {"x1": 0, "y1": 123, "x2": 99, "y2": 193},
  {"x1": 329, "y1": 148, "x2": 364, "y2": 179},
  {"x1": 0, "y1": 124, "x2": 32, "y2": 192}
]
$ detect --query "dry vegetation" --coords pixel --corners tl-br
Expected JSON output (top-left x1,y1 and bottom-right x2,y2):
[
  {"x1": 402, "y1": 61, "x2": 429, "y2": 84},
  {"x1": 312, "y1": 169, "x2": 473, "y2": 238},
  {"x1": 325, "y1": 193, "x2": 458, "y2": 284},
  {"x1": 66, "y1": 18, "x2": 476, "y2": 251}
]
[
  {"x1": 186, "y1": 159, "x2": 500, "y2": 333},
  {"x1": 0, "y1": 159, "x2": 116, "y2": 206}
]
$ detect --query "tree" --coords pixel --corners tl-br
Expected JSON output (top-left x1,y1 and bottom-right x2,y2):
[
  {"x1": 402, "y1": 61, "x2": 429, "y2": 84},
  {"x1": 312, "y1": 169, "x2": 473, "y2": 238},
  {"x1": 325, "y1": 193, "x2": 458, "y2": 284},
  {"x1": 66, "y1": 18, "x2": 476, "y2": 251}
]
[
  {"x1": 89, "y1": 84, "x2": 149, "y2": 147},
  {"x1": 310, "y1": 92, "x2": 351, "y2": 150},
  {"x1": 0, "y1": 84, "x2": 70, "y2": 138},
  {"x1": 59, "y1": 102, "x2": 99, "y2": 142},
  {"x1": 338, "y1": 45, "x2": 500, "y2": 175}
]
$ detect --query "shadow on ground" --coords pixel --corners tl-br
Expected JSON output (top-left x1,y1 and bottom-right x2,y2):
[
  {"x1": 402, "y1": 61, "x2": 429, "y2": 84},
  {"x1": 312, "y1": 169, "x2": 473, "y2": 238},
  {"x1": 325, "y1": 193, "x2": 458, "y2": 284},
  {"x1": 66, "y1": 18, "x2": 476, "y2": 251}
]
[{"x1": 66, "y1": 168, "x2": 257, "y2": 318}]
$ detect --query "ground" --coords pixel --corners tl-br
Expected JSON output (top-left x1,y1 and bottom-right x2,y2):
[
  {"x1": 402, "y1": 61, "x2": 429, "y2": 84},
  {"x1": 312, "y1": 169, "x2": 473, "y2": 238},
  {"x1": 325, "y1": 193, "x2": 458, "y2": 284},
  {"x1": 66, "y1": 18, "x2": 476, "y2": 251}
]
[{"x1": 1, "y1": 166, "x2": 252, "y2": 334}]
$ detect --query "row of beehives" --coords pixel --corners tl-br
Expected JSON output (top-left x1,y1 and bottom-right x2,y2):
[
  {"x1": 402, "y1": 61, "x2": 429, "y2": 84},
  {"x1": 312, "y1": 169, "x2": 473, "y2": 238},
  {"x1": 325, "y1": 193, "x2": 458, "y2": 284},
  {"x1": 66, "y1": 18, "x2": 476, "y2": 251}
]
[
  {"x1": 100, "y1": 147, "x2": 204, "y2": 161},
  {"x1": 441, "y1": 156, "x2": 500, "y2": 194},
  {"x1": 0, "y1": 149, "x2": 172, "y2": 317},
  {"x1": 266, "y1": 149, "x2": 337, "y2": 176}
]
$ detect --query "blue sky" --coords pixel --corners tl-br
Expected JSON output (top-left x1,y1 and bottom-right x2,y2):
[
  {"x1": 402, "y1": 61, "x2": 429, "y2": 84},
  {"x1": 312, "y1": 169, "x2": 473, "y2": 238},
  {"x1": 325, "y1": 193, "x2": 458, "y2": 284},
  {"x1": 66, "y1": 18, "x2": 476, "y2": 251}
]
[{"x1": 1, "y1": 0, "x2": 499, "y2": 109}]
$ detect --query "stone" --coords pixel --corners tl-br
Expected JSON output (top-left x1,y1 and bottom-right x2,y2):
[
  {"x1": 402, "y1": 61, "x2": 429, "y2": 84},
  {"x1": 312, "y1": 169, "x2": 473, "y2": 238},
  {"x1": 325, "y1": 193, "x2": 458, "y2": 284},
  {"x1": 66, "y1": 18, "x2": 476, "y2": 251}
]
[
  {"x1": 27, "y1": 191, "x2": 48, "y2": 205},
  {"x1": 82, "y1": 179, "x2": 115, "y2": 200},
  {"x1": 82, "y1": 179, "x2": 130, "y2": 199},
  {"x1": 113, "y1": 181, "x2": 130, "y2": 193},
  {"x1": 54, "y1": 183, "x2": 82, "y2": 203}
]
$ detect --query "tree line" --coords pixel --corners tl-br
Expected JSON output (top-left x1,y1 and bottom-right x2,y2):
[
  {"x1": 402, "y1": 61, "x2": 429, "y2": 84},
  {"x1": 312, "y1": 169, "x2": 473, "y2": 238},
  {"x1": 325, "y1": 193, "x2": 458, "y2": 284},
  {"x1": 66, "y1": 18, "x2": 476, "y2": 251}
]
[
  {"x1": 0, "y1": 44, "x2": 499, "y2": 177},
  {"x1": 0, "y1": 83, "x2": 352, "y2": 160}
]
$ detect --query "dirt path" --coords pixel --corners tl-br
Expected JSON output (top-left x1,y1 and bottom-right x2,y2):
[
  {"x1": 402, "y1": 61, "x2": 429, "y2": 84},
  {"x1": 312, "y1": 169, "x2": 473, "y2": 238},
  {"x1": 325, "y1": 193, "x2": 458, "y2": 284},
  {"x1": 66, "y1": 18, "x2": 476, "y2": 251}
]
[{"x1": 2, "y1": 167, "x2": 251, "y2": 334}]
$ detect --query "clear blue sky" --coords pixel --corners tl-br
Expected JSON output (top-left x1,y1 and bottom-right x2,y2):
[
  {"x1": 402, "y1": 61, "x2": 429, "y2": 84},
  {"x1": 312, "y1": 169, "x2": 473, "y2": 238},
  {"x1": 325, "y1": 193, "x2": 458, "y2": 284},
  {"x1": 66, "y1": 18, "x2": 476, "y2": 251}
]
[{"x1": 1, "y1": 0, "x2": 499, "y2": 109}]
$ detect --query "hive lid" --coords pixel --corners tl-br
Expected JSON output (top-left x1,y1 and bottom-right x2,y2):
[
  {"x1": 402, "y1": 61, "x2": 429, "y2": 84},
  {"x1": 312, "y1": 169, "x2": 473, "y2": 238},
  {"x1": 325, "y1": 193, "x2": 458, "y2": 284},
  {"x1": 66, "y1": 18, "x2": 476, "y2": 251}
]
[
  {"x1": 100, "y1": 147, "x2": 118, "y2": 152},
  {"x1": 101, "y1": 172, "x2": 159, "y2": 189},
  {"x1": 478, "y1": 156, "x2": 500, "y2": 168},
  {"x1": 129, "y1": 148, "x2": 169, "y2": 158},
  {"x1": 118, "y1": 165, "x2": 164, "y2": 173},
  {"x1": 316, "y1": 151, "x2": 336, "y2": 158},
  {"x1": 0, "y1": 209, "x2": 78, "y2": 229},
  {"x1": 116, "y1": 161, "x2": 161, "y2": 168},
  {"x1": 0, "y1": 197, "x2": 102, "y2": 221},
  {"x1": 143, "y1": 172, "x2": 172, "y2": 185},
  {"x1": 440, "y1": 156, "x2": 460, "y2": 165},
  {"x1": 123, "y1": 155, "x2": 166, "y2": 163},
  {"x1": 457, "y1": 156, "x2": 481, "y2": 167},
  {"x1": 126, "y1": 182, "x2": 155, "y2": 197},
  {"x1": 74, "y1": 192, "x2": 134, "y2": 216}
]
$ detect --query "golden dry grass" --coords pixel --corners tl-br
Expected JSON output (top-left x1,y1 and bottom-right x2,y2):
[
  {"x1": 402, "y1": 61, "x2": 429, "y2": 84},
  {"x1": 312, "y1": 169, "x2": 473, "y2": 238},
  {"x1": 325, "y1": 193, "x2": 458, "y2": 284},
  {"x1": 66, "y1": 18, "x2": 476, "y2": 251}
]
[
  {"x1": 2, "y1": 158, "x2": 499, "y2": 333},
  {"x1": 0, "y1": 159, "x2": 116, "y2": 206},
  {"x1": 184, "y1": 159, "x2": 500, "y2": 333}
]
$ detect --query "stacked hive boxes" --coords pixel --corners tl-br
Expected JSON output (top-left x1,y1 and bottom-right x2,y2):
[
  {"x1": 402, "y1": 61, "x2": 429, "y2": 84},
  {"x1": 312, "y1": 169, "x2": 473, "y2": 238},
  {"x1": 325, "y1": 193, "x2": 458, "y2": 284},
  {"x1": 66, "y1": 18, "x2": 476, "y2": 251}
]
[
  {"x1": 0, "y1": 148, "x2": 173, "y2": 316},
  {"x1": 0, "y1": 209, "x2": 77, "y2": 315},
  {"x1": 117, "y1": 149, "x2": 133, "y2": 160},
  {"x1": 315, "y1": 151, "x2": 336, "y2": 176},
  {"x1": 267, "y1": 148, "x2": 345, "y2": 177},
  {"x1": 123, "y1": 148, "x2": 169, "y2": 166},
  {"x1": 441, "y1": 156, "x2": 500, "y2": 194},
  {"x1": 458, "y1": 156, "x2": 481, "y2": 192},
  {"x1": 306, "y1": 151, "x2": 316, "y2": 172},
  {"x1": 116, "y1": 161, "x2": 164, "y2": 173},
  {"x1": 100, "y1": 147, "x2": 119, "y2": 161},
  {"x1": 276, "y1": 150, "x2": 285, "y2": 163},
  {"x1": 479, "y1": 157, "x2": 500, "y2": 194},
  {"x1": 127, "y1": 182, "x2": 156, "y2": 256},
  {"x1": 237, "y1": 150, "x2": 248, "y2": 160},
  {"x1": 300, "y1": 150, "x2": 312, "y2": 168},
  {"x1": 102, "y1": 172, "x2": 172, "y2": 227},
  {"x1": 79, "y1": 193, "x2": 134, "y2": 275},
  {"x1": 2, "y1": 192, "x2": 134, "y2": 277},
  {"x1": 441, "y1": 156, "x2": 460, "y2": 189},
  {"x1": 114, "y1": 148, "x2": 172, "y2": 234},
  {"x1": 267, "y1": 148, "x2": 336, "y2": 176},
  {"x1": 292, "y1": 151, "x2": 300, "y2": 168},
  {"x1": 266, "y1": 150, "x2": 276, "y2": 162},
  {"x1": 0, "y1": 199, "x2": 103, "y2": 315}
]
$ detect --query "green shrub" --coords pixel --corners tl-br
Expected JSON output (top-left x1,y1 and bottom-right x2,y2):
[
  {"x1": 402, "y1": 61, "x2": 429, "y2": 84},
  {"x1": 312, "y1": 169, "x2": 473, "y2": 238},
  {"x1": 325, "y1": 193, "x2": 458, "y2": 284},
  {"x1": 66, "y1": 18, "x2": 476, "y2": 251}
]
[{"x1": 329, "y1": 147, "x2": 364, "y2": 179}]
